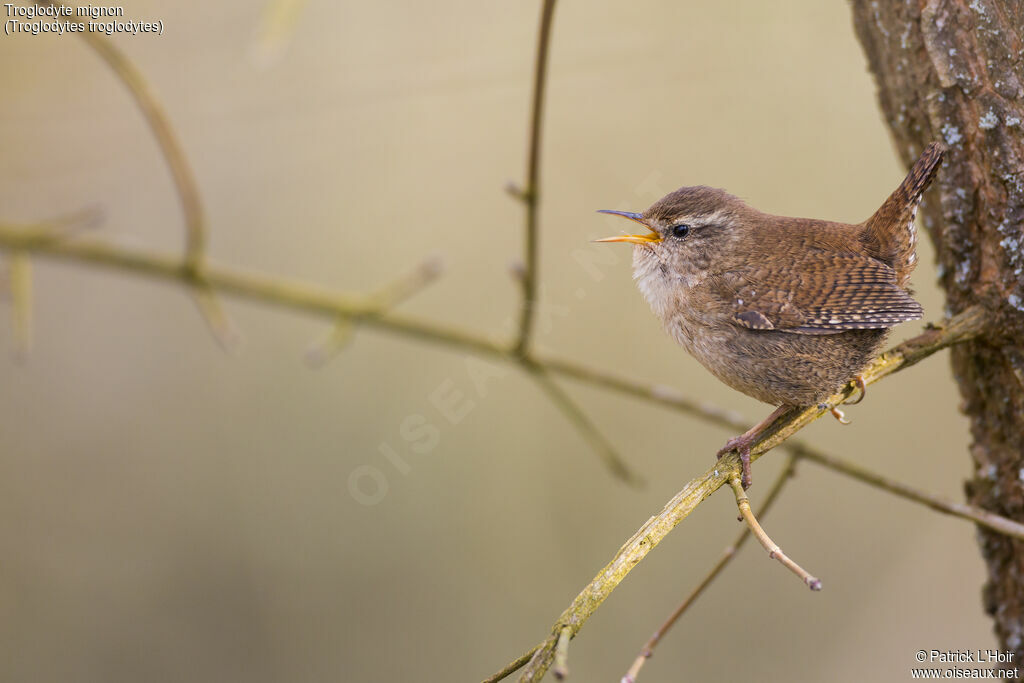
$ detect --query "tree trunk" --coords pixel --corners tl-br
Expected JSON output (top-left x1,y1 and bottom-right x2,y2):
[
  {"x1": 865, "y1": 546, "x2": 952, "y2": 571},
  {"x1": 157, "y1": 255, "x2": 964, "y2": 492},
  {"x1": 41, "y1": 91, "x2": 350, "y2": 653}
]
[{"x1": 850, "y1": 0, "x2": 1024, "y2": 666}]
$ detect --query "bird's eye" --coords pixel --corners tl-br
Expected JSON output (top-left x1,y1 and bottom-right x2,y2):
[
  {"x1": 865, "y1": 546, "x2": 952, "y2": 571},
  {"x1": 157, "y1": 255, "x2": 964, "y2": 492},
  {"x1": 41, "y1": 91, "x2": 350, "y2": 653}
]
[{"x1": 670, "y1": 224, "x2": 691, "y2": 239}]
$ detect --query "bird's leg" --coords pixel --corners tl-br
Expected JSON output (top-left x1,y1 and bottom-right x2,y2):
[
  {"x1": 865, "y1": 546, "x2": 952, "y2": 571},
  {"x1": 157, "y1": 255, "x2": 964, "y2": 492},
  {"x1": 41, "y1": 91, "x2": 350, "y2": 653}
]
[
  {"x1": 845, "y1": 374, "x2": 867, "y2": 405},
  {"x1": 716, "y1": 405, "x2": 791, "y2": 489}
]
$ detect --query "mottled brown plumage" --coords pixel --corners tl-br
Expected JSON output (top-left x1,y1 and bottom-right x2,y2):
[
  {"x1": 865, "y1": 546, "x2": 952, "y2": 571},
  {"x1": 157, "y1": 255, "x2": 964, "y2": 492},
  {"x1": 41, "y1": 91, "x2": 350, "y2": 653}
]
[{"x1": 597, "y1": 142, "x2": 944, "y2": 487}]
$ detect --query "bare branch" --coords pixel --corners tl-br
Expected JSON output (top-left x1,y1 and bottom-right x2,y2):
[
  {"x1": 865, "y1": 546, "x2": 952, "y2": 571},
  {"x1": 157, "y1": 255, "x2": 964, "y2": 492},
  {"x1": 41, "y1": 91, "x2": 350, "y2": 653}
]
[
  {"x1": 525, "y1": 362, "x2": 643, "y2": 486},
  {"x1": 542, "y1": 355, "x2": 750, "y2": 428},
  {"x1": 793, "y1": 444, "x2": 1024, "y2": 540},
  {"x1": 513, "y1": 0, "x2": 558, "y2": 357}
]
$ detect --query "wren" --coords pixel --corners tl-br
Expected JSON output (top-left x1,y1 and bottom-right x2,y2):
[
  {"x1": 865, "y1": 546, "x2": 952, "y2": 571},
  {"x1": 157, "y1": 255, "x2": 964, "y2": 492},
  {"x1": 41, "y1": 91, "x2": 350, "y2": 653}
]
[{"x1": 597, "y1": 142, "x2": 944, "y2": 488}]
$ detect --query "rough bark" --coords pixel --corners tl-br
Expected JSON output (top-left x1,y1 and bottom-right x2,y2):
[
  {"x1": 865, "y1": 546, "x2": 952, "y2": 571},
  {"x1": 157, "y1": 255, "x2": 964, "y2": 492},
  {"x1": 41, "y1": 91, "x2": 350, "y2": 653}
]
[{"x1": 850, "y1": 0, "x2": 1024, "y2": 665}]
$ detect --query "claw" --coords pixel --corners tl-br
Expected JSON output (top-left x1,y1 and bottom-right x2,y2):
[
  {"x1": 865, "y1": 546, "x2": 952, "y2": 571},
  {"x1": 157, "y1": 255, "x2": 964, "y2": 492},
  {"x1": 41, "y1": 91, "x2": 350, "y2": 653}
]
[
  {"x1": 846, "y1": 375, "x2": 867, "y2": 405},
  {"x1": 830, "y1": 407, "x2": 851, "y2": 425}
]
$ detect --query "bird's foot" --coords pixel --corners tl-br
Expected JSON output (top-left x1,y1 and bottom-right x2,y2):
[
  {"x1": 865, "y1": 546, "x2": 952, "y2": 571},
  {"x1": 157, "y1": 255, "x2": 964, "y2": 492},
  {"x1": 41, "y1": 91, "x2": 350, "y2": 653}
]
[
  {"x1": 717, "y1": 406, "x2": 792, "y2": 489},
  {"x1": 716, "y1": 435, "x2": 754, "y2": 489}
]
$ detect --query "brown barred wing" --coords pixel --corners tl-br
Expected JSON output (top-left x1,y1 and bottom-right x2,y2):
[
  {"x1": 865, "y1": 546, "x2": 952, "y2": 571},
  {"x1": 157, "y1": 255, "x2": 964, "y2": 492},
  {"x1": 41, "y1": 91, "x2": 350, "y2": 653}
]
[{"x1": 723, "y1": 252, "x2": 923, "y2": 335}]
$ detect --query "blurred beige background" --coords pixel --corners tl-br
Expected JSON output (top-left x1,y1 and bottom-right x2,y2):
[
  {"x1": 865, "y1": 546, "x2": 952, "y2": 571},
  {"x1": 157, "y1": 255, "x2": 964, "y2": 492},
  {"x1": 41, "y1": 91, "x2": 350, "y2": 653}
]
[{"x1": 0, "y1": 1, "x2": 994, "y2": 681}]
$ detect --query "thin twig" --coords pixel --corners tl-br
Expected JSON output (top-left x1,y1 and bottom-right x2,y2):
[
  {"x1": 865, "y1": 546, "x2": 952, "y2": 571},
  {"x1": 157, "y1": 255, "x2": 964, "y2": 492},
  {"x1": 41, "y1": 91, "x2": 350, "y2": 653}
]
[
  {"x1": 793, "y1": 444, "x2": 1024, "y2": 539},
  {"x1": 369, "y1": 252, "x2": 445, "y2": 310},
  {"x1": 483, "y1": 645, "x2": 540, "y2": 683},
  {"x1": 73, "y1": 28, "x2": 206, "y2": 265},
  {"x1": 622, "y1": 456, "x2": 797, "y2": 683},
  {"x1": 305, "y1": 253, "x2": 444, "y2": 367},
  {"x1": 192, "y1": 284, "x2": 244, "y2": 352},
  {"x1": 728, "y1": 476, "x2": 821, "y2": 590},
  {"x1": 542, "y1": 355, "x2": 750, "y2": 429},
  {"x1": 513, "y1": 0, "x2": 558, "y2": 357},
  {"x1": 304, "y1": 319, "x2": 356, "y2": 367},
  {"x1": 525, "y1": 362, "x2": 643, "y2": 486}
]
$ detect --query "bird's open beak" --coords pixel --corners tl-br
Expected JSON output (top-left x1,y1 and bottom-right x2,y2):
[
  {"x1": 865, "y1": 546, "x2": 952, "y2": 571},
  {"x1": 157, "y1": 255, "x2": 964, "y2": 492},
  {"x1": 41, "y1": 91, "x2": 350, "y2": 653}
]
[{"x1": 594, "y1": 210, "x2": 662, "y2": 244}]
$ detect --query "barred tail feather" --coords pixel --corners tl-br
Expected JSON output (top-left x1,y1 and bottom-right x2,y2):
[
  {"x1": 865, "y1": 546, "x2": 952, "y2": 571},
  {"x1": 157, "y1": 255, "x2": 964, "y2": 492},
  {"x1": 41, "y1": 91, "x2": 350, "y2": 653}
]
[{"x1": 863, "y1": 142, "x2": 944, "y2": 287}]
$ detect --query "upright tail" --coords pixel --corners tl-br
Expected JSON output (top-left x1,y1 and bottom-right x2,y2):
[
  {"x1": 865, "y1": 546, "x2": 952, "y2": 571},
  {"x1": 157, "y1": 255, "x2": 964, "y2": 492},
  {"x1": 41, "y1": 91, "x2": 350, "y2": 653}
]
[{"x1": 862, "y1": 142, "x2": 944, "y2": 287}]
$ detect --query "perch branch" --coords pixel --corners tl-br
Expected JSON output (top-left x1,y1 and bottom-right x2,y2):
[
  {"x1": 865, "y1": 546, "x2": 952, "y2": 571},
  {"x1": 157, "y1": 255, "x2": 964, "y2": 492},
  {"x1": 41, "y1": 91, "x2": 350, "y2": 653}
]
[
  {"x1": 621, "y1": 455, "x2": 797, "y2": 683},
  {"x1": 515, "y1": 455, "x2": 736, "y2": 681},
  {"x1": 513, "y1": 0, "x2": 558, "y2": 357}
]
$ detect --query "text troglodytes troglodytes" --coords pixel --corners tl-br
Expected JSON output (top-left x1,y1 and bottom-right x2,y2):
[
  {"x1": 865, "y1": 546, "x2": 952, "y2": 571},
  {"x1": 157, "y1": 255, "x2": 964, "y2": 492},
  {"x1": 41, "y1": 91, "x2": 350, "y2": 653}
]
[{"x1": 597, "y1": 142, "x2": 944, "y2": 489}]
